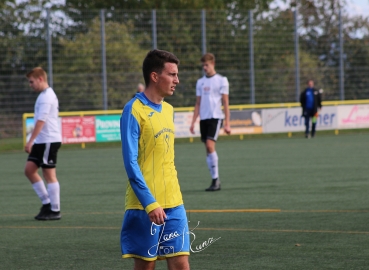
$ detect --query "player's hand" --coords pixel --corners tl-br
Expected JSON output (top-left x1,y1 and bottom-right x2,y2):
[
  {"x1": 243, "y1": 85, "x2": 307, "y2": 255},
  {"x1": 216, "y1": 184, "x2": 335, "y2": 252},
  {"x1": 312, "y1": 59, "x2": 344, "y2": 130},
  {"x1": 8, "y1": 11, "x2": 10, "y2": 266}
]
[
  {"x1": 24, "y1": 141, "x2": 33, "y2": 154},
  {"x1": 189, "y1": 124, "x2": 195, "y2": 134},
  {"x1": 148, "y1": 207, "x2": 167, "y2": 225},
  {"x1": 224, "y1": 125, "x2": 231, "y2": 135}
]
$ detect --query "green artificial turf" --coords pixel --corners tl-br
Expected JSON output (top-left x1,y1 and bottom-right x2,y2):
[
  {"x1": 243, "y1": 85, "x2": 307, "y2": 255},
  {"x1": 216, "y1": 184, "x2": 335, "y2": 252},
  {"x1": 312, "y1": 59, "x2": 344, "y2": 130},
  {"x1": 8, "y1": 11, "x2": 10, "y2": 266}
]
[{"x1": 1, "y1": 133, "x2": 369, "y2": 269}]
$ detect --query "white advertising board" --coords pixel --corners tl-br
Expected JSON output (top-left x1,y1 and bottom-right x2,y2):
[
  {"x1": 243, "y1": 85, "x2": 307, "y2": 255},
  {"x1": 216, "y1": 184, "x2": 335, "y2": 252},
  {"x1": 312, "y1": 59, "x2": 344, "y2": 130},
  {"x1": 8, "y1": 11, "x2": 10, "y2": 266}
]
[
  {"x1": 174, "y1": 112, "x2": 200, "y2": 138},
  {"x1": 174, "y1": 110, "x2": 264, "y2": 138},
  {"x1": 337, "y1": 104, "x2": 369, "y2": 129},
  {"x1": 262, "y1": 106, "x2": 337, "y2": 133}
]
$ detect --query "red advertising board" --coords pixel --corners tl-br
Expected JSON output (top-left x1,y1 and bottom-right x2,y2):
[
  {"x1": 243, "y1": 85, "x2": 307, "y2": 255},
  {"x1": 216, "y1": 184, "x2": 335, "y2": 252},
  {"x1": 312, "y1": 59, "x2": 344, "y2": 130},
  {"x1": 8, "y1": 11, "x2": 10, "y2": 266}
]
[{"x1": 61, "y1": 116, "x2": 96, "y2": 144}]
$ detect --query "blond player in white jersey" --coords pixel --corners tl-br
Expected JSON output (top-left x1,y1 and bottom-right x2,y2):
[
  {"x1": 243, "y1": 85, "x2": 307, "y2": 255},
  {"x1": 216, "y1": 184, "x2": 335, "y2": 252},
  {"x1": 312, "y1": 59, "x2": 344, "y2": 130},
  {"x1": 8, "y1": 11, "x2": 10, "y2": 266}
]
[
  {"x1": 190, "y1": 53, "x2": 231, "y2": 191},
  {"x1": 25, "y1": 67, "x2": 62, "y2": 220}
]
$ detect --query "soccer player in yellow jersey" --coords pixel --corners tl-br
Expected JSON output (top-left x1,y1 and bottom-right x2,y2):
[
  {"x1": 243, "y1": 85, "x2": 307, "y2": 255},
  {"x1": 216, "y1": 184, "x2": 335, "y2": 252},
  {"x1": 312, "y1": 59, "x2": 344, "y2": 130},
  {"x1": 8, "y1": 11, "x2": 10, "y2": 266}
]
[{"x1": 120, "y1": 50, "x2": 190, "y2": 270}]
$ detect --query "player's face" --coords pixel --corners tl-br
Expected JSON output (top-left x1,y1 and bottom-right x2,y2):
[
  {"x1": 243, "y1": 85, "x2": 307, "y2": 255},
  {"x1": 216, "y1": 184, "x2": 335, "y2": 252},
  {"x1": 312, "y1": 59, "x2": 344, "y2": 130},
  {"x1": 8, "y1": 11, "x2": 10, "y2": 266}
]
[
  {"x1": 308, "y1": 80, "x2": 314, "y2": 88},
  {"x1": 156, "y1": 62, "x2": 179, "y2": 97},
  {"x1": 202, "y1": 61, "x2": 215, "y2": 76},
  {"x1": 28, "y1": 76, "x2": 43, "y2": 92}
]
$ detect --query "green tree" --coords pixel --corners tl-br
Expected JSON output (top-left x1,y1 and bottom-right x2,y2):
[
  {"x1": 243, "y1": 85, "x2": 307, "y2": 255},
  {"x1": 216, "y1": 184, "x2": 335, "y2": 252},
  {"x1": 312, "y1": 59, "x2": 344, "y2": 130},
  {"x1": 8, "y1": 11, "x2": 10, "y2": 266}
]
[
  {"x1": 65, "y1": 0, "x2": 271, "y2": 10},
  {"x1": 252, "y1": 8, "x2": 314, "y2": 102},
  {"x1": 341, "y1": 15, "x2": 369, "y2": 99},
  {"x1": 297, "y1": 0, "x2": 369, "y2": 99},
  {"x1": 54, "y1": 18, "x2": 148, "y2": 110},
  {"x1": 61, "y1": 0, "x2": 279, "y2": 106}
]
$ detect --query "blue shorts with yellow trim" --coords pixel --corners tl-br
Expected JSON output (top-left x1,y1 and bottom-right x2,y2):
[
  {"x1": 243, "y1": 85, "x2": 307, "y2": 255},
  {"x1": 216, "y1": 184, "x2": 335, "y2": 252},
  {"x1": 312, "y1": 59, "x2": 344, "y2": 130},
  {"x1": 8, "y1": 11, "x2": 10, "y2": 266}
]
[{"x1": 121, "y1": 204, "x2": 190, "y2": 261}]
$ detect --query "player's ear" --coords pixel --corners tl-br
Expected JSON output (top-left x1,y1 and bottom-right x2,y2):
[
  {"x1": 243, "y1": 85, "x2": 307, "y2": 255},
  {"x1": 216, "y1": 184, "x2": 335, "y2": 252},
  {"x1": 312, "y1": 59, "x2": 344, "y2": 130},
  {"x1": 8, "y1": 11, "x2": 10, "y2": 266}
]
[
  {"x1": 38, "y1": 76, "x2": 45, "y2": 83},
  {"x1": 150, "y1": 72, "x2": 158, "y2": 83}
]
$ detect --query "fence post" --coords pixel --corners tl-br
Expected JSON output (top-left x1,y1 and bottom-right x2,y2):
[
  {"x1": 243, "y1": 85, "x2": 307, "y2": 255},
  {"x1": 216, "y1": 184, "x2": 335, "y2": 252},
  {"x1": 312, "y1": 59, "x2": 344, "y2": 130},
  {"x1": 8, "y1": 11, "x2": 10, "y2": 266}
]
[
  {"x1": 249, "y1": 10, "x2": 255, "y2": 104},
  {"x1": 294, "y1": 9, "x2": 300, "y2": 102},
  {"x1": 46, "y1": 9, "x2": 53, "y2": 88},
  {"x1": 100, "y1": 9, "x2": 108, "y2": 110},
  {"x1": 201, "y1": 9, "x2": 206, "y2": 55},
  {"x1": 339, "y1": 8, "x2": 345, "y2": 100},
  {"x1": 152, "y1": 10, "x2": 157, "y2": 49}
]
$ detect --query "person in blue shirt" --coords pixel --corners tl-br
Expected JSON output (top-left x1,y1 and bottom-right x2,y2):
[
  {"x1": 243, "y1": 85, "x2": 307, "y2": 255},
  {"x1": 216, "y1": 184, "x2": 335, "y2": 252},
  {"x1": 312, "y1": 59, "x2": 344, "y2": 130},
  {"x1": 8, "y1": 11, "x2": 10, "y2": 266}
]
[{"x1": 300, "y1": 80, "x2": 322, "y2": 138}]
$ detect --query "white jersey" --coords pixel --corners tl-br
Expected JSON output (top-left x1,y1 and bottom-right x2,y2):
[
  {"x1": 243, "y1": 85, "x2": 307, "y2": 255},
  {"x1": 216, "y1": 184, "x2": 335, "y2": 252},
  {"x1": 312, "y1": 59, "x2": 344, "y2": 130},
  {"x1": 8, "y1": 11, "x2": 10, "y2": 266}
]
[
  {"x1": 196, "y1": 73, "x2": 229, "y2": 120},
  {"x1": 34, "y1": 87, "x2": 61, "y2": 143}
]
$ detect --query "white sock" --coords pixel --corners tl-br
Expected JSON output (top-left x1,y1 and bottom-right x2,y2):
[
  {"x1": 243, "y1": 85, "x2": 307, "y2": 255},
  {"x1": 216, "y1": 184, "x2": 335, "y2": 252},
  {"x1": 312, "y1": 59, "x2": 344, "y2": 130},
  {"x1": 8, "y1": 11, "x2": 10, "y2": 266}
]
[
  {"x1": 206, "y1": 152, "x2": 219, "y2": 180},
  {"x1": 32, "y1": 181, "x2": 50, "y2": 205},
  {"x1": 47, "y1": 182, "x2": 60, "y2": 212}
]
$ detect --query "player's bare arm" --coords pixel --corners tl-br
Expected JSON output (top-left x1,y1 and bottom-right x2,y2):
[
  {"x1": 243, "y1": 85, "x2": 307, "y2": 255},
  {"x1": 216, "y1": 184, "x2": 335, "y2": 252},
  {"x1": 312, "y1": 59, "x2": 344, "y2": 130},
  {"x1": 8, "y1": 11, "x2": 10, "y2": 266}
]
[
  {"x1": 222, "y1": 94, "x2": 231, "y2": 134},
  {"x1": 190, "y1": 96, "x2": 201, "y2": 134},
  {"x1": 148, "y1": 206, "x2": 167, "y2": 225},
  {"x1": 25, "y1": 120, "x2": 45, "y2": 153}
]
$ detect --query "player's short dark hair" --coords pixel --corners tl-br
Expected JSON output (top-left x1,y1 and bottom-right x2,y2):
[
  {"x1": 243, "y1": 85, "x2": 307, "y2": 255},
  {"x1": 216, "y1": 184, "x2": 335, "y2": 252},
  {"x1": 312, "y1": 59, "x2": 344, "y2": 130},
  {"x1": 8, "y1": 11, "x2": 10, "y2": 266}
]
[
  {"x1": 26, "y1": 67, "x2": 48, "y2": 81},
  {"x1": 142, "y1": 49, "x2": 180, "y2": 86},
  {"x1": 201, "y1": 53, "x2": 215, "y2": 63}
]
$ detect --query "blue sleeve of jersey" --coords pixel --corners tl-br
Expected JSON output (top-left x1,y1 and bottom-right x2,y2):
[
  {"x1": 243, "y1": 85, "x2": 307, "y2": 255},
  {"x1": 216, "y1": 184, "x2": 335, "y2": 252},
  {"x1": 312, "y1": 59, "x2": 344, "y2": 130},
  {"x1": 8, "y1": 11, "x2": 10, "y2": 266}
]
[{"x1": 120, "y1": 107, "x2": 157, "y2": 209}]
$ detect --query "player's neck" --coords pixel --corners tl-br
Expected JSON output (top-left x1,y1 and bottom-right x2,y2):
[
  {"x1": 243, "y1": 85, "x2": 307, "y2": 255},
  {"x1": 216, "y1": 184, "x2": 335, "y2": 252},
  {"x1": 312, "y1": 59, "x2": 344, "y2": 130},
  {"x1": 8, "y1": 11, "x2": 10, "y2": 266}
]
[
  {"x1": 37, "y1": 83, "x2": 50, "y2": 92},
  {"x1": 143, "y1": 88, "x2": 163, "y2": 104},
  {"x1": 206, "y1": 70, "x2": 216, "y2": 77}
]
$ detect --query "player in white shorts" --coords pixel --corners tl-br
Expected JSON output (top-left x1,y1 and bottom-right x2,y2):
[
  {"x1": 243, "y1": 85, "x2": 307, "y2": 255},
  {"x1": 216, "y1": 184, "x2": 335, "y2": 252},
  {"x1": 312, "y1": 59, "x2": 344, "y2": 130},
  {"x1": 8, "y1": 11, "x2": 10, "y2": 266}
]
[
  {"x1": 25, "y1": 67, "x2": 62, "y2": 220},
  {"x1": 190, "y1": 53, "x2": 231, "y2": 191}
]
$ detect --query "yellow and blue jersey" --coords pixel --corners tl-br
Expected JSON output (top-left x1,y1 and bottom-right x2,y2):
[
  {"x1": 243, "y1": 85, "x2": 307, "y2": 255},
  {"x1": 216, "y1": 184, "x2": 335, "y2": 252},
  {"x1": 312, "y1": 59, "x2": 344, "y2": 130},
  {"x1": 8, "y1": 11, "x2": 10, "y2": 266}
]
[{"x1": 120, "y1": 92, "x2": 183, "y2": 214}]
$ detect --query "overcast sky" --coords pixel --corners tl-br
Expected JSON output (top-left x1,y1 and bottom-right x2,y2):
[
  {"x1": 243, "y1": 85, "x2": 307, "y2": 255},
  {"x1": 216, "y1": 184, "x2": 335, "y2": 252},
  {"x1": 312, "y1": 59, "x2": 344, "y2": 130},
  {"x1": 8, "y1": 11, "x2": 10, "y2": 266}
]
[
  {"x1": 346, "y1": 0, "x2": 369, "y2": 16},
  {"x1": 272, "y1": 0, "x2": 369, "y2": 17}
]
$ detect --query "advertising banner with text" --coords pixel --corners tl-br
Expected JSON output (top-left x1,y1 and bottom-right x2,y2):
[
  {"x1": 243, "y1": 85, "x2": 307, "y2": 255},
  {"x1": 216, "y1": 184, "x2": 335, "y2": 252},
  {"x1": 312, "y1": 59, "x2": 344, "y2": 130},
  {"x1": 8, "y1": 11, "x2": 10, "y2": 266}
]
[
  {"x1": 95, "y1": 115, "x2": 121, "y2": 142},
  {"x1": 26, "y1": 102, "x2": 369, "y2": 144},
  {"x1": 62, "y1": 116, "x2": 96, "y2": 144},
  {"x1": 337, "y1": 104, "x2": 369, "y2": 129},
  {"x1": 262, "y1": 106, "x2": 337, "y2": 133},
  {"x1": 174, "y1": 110, "x2": 263, "y2": 137},
  {"x1": 221, "y1": 109, "x2": 263, "y2": 135}
]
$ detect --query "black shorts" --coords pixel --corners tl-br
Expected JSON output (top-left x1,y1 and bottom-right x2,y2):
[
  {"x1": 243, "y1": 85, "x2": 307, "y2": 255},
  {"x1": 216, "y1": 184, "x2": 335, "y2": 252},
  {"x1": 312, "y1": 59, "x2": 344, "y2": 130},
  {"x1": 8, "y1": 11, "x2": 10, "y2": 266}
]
[
  {"x1": 199, "y1": 118, "x2": 222, "y2": 142},
  {"x1": 303, "y1": 109, "x2": 316, "y2": 118},
  {"x1": 27, "y1": 142, "x2": 61, "y2": 168}
]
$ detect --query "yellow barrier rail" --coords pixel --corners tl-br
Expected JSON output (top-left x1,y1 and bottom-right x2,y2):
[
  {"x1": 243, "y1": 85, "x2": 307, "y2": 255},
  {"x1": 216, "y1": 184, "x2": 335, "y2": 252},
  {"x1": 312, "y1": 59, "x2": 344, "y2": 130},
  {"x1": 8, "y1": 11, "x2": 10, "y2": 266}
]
[{"x1": 175, "y1": 99, "x2": 369, "y2": 112}]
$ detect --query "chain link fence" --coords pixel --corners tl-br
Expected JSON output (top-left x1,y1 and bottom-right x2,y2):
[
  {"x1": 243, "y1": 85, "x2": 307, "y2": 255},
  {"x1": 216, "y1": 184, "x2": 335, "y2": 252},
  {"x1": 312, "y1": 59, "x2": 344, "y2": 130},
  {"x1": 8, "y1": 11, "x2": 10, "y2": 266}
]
[{"x1": 1, "y1": 7, "x2": 369, "y2": 138}]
